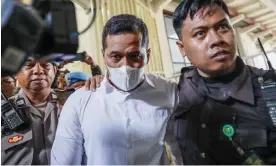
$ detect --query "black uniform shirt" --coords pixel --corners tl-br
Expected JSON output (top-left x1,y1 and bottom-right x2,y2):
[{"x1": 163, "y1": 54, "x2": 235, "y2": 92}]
[
  {"x1": 175, "y1": 56, "x2": 276, "y2": 164},
  {"x1": 184, "y1": 57, "x2": 271, "y2": 125}
]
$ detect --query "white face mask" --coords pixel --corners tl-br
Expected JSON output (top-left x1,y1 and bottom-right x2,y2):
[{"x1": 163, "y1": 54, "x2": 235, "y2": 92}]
[{"x1": 107, "y1": 65, "x2": 145, "y2": 91}]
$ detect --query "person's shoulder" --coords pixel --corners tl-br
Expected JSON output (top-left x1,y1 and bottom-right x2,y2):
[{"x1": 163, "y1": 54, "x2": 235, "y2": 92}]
[
  {"x1": 145, "y1": 73, "x2": 178, "y2": 109},
  {"x1": 247, "y1": 65, "x2": 267, "y2": 76},
  {"x1": 60, "y1": 87, "x2": 100, "y2": 115},
  {"x1": 70, "y1": 87, "x2": 95, "y2": 99},
  {"x1": 65, "y1": 87, "x2": 98, "y2": 105},
  {"x1": 172, "y1": 66, "x2": 195, "y2": 90},
  {"x1": 145, "y1": 72, "x2": 177, "y2": 87},
  {"x1": 53, "y1": 88, "x2": 75, "y2": 106},
  {"x1": 145, "y1": 73, "x2": 177, "y2": 98},
  {"x1": 181, "y1": 66, "x2": 194, "y2": 74},
  {"x1": 12, "y1": 87, "x2": 21, "y2": 96},
  {"x1": 8, "y1": 92, "x2": 20, "y2": 101}
]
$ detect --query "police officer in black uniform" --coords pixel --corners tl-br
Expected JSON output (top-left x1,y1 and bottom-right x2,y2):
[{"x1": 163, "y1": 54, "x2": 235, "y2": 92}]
[{"x1": 172, "y1": 0, "x2": 276, "y2": 164}]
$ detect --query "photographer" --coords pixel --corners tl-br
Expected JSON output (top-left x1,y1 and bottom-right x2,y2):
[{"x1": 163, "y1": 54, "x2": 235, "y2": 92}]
[
  {"x1": 53, "y1": 69, "x2": 70, "y2": 90},
  {"x1": 81, "y1": 51, "x2": 102, "y2": 77},
  {"x1": 52, "y1": 52, "x2": 102, "y2": 90}
]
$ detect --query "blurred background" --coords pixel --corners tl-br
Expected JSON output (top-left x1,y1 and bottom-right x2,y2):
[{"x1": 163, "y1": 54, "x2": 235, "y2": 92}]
[{"x1": 21, "y1": 0, "x2": 276, "y2": 82}]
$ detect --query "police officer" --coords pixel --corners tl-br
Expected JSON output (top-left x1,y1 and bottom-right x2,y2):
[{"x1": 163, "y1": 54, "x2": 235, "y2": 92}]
[
  {"x1": 65, "y1": 72, "x2": 90, "y2": 89},
  {"x1": 1, "y1": 59, "x2": 64, "y2": 165},
  {"x1": 1, "y1": 76, "x2": 16, "y2": 98},
  {"x1": 172, "y1": 0, "x2": 276, "y2": 164}
]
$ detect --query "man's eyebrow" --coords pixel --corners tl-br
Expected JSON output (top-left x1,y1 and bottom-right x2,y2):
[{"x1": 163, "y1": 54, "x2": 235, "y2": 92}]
[
  {"x1": 191, "y1": 26, "x2": 208, "y2": 33},
  {"x1": 215, "y1": 18, "x2": 228, "y2": 25},
  {"x1": 109, "y1": 51, "x2": 121, "y2": 55},
  {"x1": 128, "y1": 50, "x2": 140, "y2": 54},
  {"x1": 191, "y1": 18, "x2": 229, "y2": 32}
]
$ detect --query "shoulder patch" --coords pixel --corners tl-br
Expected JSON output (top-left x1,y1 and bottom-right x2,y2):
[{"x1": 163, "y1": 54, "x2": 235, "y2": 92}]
[{"x1": 8, "y1": 135, "x2": 24, "y2": 143}]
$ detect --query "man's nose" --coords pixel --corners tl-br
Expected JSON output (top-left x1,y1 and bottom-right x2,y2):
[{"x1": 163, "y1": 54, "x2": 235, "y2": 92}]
[
  {"x1": 122, "y1": 56, "x2": 132, "y2": 67},
  {"x1": 209, "y1": 30, "x2": 225, "y2": 49},
  {"x1": 33, "y1": 63, "x2": 44, "y2": 75}
]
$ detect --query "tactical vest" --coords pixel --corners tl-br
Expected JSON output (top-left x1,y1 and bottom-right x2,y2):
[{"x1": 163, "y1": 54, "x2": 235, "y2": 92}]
[{"x1": 174, "y1": 68, "x2": 276, "y2": 165}]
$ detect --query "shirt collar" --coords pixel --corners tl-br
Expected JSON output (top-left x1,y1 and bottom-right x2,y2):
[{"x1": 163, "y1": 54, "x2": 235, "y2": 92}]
[
  {"x1": 17, "y1": 89, "x2": 31, "y2": 106},
  {"x1": 229, "y1": 62, "x2": 255, "y2": 105},
  {"x1": 17, "y1": 89, "x2": 57, "y2": 119},
  {"x1": 17, "y1": 89, "x2": 58, "y2": 106},
  {"x1": 144, "y1": 73, "x2": 156, "y2": 88},
  {"x1": 184, "y1": 57, "x2": 255, "y2": 105}
]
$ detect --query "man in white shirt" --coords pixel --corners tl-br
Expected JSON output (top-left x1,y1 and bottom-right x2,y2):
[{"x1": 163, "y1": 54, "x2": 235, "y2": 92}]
[{"x1": 51, "y1": 14, "x2": 182, "y2": 165}]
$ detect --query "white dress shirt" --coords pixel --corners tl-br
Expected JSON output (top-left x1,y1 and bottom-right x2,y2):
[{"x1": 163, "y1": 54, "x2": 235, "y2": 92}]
[{"x1": 51, "y1": 73, "x2": 180, "y2": 165}]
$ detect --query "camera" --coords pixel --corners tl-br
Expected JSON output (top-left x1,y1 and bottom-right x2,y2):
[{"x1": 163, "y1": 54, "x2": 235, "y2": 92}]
[{"x1": 1, "y1": 0, "x2": 96, "y2": 76}]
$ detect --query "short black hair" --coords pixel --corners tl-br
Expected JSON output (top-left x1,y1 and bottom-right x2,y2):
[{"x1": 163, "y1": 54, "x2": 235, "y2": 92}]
[
  {"x1": 102, "y1": 14, "x2": 149, "y2": 50},
  {"x1": 173, "y1": 0, "x2": 230, "y2": 39}
]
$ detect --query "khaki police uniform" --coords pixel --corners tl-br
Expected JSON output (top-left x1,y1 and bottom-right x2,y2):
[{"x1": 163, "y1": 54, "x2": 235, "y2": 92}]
[{"x1": 1, "y1": 89, "x2": 62, "y2": 165}]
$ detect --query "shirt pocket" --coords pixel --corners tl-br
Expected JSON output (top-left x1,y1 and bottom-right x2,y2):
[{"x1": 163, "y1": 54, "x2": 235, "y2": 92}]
[
  {"x1": 139, "y1": 107, "x2": 170, "y2": 120},
  {"x1": 132, "y1": 107, "x2": 170, "y2": 142}
]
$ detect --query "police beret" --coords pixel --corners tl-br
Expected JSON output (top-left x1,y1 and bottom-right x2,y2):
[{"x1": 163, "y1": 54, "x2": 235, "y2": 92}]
[{"x1": 66, "y1": 72, "x2": 90, "y2": 87}]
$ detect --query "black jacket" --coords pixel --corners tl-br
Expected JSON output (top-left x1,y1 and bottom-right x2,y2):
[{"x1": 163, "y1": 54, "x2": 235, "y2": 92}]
[{"x1": 174, "y1": 57, "x2": 276, "y2": 164}]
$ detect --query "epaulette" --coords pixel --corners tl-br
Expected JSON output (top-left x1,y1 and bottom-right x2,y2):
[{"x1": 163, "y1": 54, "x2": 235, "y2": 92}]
[
  {"x1": 181, "y1": 66, "x2": 194, "y2": 74},
  {"x1": 178, "y1": 66, "x2": 195, "y2": 87},
  {"x1": 248, "y1": 66, "x2": 276, "y2": 83},
  {"x1": 8, "y1": 95, "x2": 16, "y2": 101}
]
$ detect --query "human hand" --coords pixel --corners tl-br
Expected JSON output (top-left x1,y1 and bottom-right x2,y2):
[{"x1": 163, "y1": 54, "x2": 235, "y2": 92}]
[
  {"x1": 84, "y1": 75, "x2": 104, "y2": 91},
  {"x1": 82, "y1": 55, "x2": 94, "y2": 66}
]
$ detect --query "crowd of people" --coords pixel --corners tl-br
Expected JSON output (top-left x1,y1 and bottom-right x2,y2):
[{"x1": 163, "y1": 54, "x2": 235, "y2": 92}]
[{"x1": 1, "y1": 0, "x2": 276, "y2": 165}]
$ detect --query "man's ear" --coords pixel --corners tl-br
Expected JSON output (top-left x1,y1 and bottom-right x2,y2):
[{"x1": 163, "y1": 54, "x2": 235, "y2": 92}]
[
  {"x1": 146, "y1": 48, "x2": 151, "y2": 64},
  {"x1": 176, "y1": 40, "x2": 186, "y2": 57}
]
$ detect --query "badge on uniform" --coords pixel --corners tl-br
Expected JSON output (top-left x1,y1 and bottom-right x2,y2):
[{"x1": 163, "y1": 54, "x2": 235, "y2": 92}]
[{"x1": 8, "y1": 135, "x2": 24, "y2": 143}]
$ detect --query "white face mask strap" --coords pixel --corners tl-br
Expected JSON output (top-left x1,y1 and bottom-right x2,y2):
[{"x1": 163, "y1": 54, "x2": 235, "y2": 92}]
[{"x1": 142, "y1": 48, "x2": 148, "y2": 65}]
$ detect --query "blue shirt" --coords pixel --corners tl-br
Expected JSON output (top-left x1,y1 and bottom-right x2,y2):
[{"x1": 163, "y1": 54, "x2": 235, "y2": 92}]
[{"x1": 51, "y1": 73, "x2": 181, "y2": 165}]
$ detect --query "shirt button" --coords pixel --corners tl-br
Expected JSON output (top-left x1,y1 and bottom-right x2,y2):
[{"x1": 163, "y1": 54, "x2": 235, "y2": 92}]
[
  {"x1": 200, "y1": 152, "x2": 206, "y2": 158},
  {"x1": 127, "y1": 118, "x2": 131, "y2": 125},
  {"x1": 223, "y1": 91, "x2": 229, "y2": 98},
  {"x1": 201, "y1": 123, "x2": 206, "y2": 128}
]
